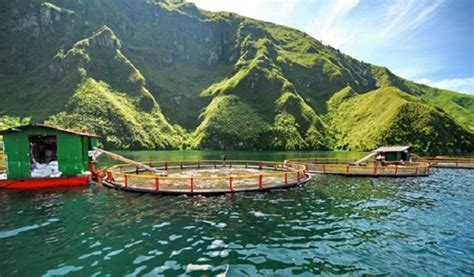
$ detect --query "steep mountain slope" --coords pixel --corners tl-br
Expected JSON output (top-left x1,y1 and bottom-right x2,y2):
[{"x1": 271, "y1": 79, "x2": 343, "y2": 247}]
[
  {"x1": 0, "y1": 0, "x2": 472, "y2": 152},
  {"x1": 44, "y1": 25, "x2": 185, "y2": 149}
]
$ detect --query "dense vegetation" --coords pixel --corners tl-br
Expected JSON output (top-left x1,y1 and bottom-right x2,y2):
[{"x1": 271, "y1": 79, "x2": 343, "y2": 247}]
[
  {"x1": 0, "y1": 115, "x2": 30, "y2": 147},
  {"x1": 0, "y1": 0, "x2": 472, "y2": 152}
]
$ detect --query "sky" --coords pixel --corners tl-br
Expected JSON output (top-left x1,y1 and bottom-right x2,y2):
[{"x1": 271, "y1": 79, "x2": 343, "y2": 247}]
[{"x1": 191, "y1": 0, "x2": 474, "y2": 95}]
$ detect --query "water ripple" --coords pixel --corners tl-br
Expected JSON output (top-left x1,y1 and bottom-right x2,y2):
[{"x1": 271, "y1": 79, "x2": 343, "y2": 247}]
[{"x1": 0, "y1": 168, "x2": 472, "y2": 275}]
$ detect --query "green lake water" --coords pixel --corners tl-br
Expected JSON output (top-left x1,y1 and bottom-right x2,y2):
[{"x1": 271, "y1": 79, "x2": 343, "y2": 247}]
[{"x1": 0, "y1": 151, "x2": 473, "y2": 275}]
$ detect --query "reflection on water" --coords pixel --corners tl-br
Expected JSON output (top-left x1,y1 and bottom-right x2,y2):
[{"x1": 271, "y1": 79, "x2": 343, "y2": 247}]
[
  {"x1": 0, "y1": 152, "x2": 473, "y2": 275},
  {"x1": 111, "y1": 150, "x2": 367, "y2": 165}
]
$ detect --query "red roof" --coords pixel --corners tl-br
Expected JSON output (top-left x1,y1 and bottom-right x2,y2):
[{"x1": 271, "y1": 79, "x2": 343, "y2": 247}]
[{"x1": 0, "y1": 124, "x2": 100, "y2": 138}]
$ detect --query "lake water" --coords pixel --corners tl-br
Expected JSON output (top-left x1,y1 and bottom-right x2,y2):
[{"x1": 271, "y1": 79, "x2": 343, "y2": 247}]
[{"x1": 0, "y1": 151, "x2": 473, "y2": 275}]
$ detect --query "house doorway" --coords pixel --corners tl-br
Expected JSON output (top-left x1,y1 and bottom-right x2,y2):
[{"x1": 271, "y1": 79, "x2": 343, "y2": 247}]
[{"x1": 29, "y1": 136, "x2": 57, "y2": 165}]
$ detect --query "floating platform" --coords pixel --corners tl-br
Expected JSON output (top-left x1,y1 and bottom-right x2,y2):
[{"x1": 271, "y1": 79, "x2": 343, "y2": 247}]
[
  {"x1": 287, "y1": 158, "x2": 431, "y2": 177},
  {"x1": 0, "y1": 124, "x2": 99, "y2": 190},
  {"x1": 421, "y1": 156, "x2": 474, "y2": 169},
  {"x1": 103, "y1": 160, "x2": 310, "y2": 195},
  {"x1": 0, "y1": 175, "x2": 90, "y2": 189}
]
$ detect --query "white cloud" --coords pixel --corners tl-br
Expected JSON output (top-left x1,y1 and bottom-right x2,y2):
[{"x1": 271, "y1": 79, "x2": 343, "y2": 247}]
[
  {"x1": 305, "y1": 0, "x2": 359, "y2": 48},
  {"x1": 419, "y1": 77, "x2": 474, "y2": 94},
  {"x1": 416, "y1": 78, "x2": 432, "y2": 84},
  {"x1": 395, "y1": 63, "x2": 443, "y2": 80},
  {"x1": 382, "y1": 0, "x2": 445, "y2": 38}
]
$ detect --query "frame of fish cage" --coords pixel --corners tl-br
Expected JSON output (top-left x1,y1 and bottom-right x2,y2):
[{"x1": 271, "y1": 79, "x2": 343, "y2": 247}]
[
  {"x1": 419, "y1": 156, "x2": 474, "y2": 169},
  {"x1": 286, "y1": 158, "x2": 431, "y2": 177},
  {"x1": 102, "y1": 160, "x2": 310, "y2": 195}
]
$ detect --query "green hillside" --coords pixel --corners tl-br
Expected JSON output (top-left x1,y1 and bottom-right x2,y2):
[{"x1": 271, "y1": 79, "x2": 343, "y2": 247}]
[
  {"x1": 327, "y1": 86, "x2": 473, "y2": 152},
  {"x1": 0, "y1": 0, "x2": 472, "y2": 152}
]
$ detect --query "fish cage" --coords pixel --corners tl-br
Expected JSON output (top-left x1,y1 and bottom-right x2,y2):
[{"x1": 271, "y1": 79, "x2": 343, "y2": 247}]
[
  {"x1": 419, "y1": 156, "x2": 474, "y2": 169},
  {"x1": 103, "y1": 160, "x2": 310, "y2": 195},
  {"x1": 287, "y1": 158, "x2": 431, "y2": 177}
]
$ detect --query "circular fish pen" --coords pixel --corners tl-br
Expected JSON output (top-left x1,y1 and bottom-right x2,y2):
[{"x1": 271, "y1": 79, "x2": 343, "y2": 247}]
[
  {"x1": 287, "y1": 158, "x2": 431, "y2": 177},
  {"x1": 103, "y1": 160, "x2": 310, "y2": 195}
]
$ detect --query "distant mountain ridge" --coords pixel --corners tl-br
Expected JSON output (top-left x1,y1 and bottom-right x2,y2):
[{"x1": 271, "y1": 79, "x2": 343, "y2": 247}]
[{"x1": 0, "y1": 0, "x2": 472, "y2": 152}]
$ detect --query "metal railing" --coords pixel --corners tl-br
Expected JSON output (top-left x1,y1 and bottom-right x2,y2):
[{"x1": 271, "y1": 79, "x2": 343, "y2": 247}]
[
  {"x1": 287, "y1": 158, "x2": 430, "y2": 177},
  {"x1": 104, "y1": 160, "x2": 310, "y2": 194}
]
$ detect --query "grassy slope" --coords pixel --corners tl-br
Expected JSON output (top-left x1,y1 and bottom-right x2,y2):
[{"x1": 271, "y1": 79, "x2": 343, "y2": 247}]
[
  {"x1": 192, "y1": 95, "x2": 271, "y2": 150},
  {"x1": 0, "y1": 0, "x2": 472, "y2": 152},
  {"x1": 46, "y1": 78, "x2": 184, "y2": 149},
  {"x1": 328, "y1": 86, "x2": 474, "y2": 152},
  {"x1": 401, "y1": 80, "x2": 474, "y2": 131},
  {"x1": 43, "y1": 24, "x2": 184, "y2": 149}
]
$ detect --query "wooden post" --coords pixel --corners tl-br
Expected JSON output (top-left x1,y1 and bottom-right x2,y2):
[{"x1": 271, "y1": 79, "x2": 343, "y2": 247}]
[
  {"x1": 165, "y1": 161, "x2": 168, "y2": 171},
  {"x1": 284, "y1": 172, "x2": 288, "y2": 184},
  {"x1": 346, "y1": 165, "x2": 349, "y2": 174},
  {"x1": 297, "y1": 171, "x2": 301, "y2": 182},
  {"x1": 394, "y1": 165, "x2": 398, "y2": 175},
  {"x1": 155, "y1": 177, "x2": 160, "y2": 191},
  {"x1": 259, "y1": 162, "x2": 262, "y2": 170},
  {"x1": 214, "y1": 161, "x2": 216, "y2": 169},
  {"x1": 190, "y1": 177, "x2": 194, "y2": 193},
  {"x1": 259, "y1": 175, "x2": 263, "y2": 189},
  {"x1": 229, "y1": 176, "x2": 234, "y2": 192},
  {"x1": 124, "y1": 174, "x2": 128, "y2": 188},
  {"x1": 415, "y1": 167, "x2": 419, "y2": 175},
  {"x1": 180, "y1": 162, "x2": 183, "y2": 170},
  {"x1": 373, "y1": 165, "x2": 377, "y2": 175},
  {"x1": 323, "y1": 164, "x2": 326, "y2": 174}
]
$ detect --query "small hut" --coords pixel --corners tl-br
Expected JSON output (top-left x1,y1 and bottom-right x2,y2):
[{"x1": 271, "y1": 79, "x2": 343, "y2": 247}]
[
  {"x1": 355, "y1": 146, "x2": 411, "y2": 165},
  {"x1": 0, "y1": 124, "x2": 98, "y2": 182},
  {"x1": 373, "y1": 146, "x2": 411, "y2": 163}
]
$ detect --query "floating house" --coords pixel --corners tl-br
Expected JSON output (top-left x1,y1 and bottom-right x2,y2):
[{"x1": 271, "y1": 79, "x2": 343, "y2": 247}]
[
  {"x1": 0, "y1": 124, "x2": 99, "y2": 189},
  {"x1": 373, "y1": 146, "x2": 411, "y2": 164},
  {"x1": 355, "y1": 146, "x2": 411, "y2": 165}
]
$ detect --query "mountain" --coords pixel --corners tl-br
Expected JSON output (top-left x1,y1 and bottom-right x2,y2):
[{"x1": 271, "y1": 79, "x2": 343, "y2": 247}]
[{"x1": 0, "y1": 0, "x2": 472, "y2": 153}]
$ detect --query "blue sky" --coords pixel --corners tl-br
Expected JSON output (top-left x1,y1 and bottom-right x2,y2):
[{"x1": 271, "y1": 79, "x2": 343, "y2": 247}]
[{"x1": 191, "y1": 0, "x2": 474, "y2": 95}]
